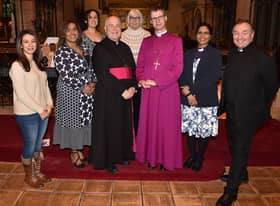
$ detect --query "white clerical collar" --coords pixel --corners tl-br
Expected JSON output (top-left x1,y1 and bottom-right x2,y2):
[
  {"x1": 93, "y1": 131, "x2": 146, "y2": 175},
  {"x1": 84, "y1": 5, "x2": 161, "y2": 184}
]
[
  {"x1": 155, "y1": 30, "x2": 167, "y2": 37},
  {"x1": 198, "y1": 48, "x2": 204, "y2": 52},
  {"x1": 237, "y1": 48, "x2": 244, "y2": 52}
]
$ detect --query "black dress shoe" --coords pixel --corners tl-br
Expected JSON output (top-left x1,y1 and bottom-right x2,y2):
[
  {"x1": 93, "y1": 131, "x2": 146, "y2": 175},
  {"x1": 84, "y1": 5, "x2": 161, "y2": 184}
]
[
  {"x1": 160, "y1": 164, "x2": 167, "y2": 171},
  {"x1": 183, "y1": 157, "x2": 195, "y2": 168},
  {"x1": 220, "y1": 174, "x2": 249, "y2": 184},
  {"x1": 216, "y1": 192, "x2": 237, "y2": 206},
  {"x1": 122, "y1": 160, "x2": 130, "y2": 165},
  {"x1": 147, "y1": 163, "x2": 157, "y2": 170},
  {"x1": 107, "y1": 165, "x2": 119, "y2": 174}
]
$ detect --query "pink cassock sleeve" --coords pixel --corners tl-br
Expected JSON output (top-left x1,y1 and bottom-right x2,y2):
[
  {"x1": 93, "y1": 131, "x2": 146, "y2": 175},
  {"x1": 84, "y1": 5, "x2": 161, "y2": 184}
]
[{"x1": 154, "y1": 37, "x2": 183, "y2": 90}]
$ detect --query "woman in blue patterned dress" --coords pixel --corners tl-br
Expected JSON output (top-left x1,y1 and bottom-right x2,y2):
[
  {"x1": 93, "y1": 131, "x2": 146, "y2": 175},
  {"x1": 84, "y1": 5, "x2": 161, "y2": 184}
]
[
  {"x1": 180, "y1": 23, "x2": 222, "y2": 171},
  {"x1": 53, "y1": 20, "x2": 95, "y2": 168}
]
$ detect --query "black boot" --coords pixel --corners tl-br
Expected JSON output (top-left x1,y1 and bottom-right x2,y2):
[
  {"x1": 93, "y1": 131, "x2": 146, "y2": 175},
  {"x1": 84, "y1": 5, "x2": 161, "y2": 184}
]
[{"x1": 216, "y1": 187, "x2": 238, "y2": 206}]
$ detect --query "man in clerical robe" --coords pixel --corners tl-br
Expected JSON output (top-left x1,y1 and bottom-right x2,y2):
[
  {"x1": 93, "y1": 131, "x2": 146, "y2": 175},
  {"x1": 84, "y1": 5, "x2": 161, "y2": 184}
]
[
  {"x1": 135, "y1": 5, "x2": 183, "y2": 171},
  {"x1": 216, "y1": 20, "x2": 278, "y2": 206},
  {"x1": 88, "y1": 16, "x2": 137, "y2": 174}
]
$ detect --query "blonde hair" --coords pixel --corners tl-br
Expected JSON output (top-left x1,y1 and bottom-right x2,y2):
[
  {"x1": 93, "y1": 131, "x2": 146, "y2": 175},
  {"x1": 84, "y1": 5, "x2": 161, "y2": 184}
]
[{"x1": 126, "y1": 9, "x2": 144, "y2": 27}]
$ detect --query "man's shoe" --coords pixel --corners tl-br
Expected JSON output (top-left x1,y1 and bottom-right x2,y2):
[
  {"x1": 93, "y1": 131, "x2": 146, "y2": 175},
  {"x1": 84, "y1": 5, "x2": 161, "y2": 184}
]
[
  {"x1": 220, "y1": 174, "x2": 249, "y2": 184},
  {"x1": 122, "y1": 160, "x2": 130, "y2": 165},
  {"x1": 183, "y1": 157, "x2": 195, "y2": 168},
  {"x1": 107, "y1": 165, "x2": 119, "y2": 174},
  {"x1": 216, "y1": 192, "x2": 237, "y2": 206}
]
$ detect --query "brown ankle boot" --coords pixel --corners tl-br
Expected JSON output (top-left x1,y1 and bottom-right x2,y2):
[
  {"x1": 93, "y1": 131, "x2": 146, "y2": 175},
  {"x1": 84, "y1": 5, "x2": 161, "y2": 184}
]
[
  {"x1": 33, "y1": 152, "x2": 51, "y2": 183},
  {"x1": 22, "y1": 157, "x2": 44, "y2": 188}
]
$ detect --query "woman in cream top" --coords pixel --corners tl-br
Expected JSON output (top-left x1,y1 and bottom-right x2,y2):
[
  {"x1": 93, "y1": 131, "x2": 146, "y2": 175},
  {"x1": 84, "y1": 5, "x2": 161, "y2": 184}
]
[{"x1": 9, "y1": 30, "x2": 53, "y2": 188}]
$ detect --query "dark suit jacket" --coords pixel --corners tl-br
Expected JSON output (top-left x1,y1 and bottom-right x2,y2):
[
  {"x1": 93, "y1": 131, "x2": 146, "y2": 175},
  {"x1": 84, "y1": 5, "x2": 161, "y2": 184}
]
[
  {"x1": 224, "y1": 43, "x2": 278, "y2": 131},
  {"x1": 179, "y1": 45, "x2": 222, "y2": 107}
]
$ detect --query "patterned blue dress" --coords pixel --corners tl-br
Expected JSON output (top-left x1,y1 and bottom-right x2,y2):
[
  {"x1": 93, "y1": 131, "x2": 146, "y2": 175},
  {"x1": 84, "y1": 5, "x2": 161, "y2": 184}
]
[
  {"x1": 181, "y1": 47, "x2": 218, "y2": 138},
  {"x1": 53, "y1": 44, "x2": 94, "y2": 149}
]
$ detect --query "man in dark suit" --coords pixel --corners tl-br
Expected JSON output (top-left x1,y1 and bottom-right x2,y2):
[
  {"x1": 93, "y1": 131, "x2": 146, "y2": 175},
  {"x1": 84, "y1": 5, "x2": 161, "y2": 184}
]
[{"x1": 216, "y1": 19, "x2": 278, "y2": 206}]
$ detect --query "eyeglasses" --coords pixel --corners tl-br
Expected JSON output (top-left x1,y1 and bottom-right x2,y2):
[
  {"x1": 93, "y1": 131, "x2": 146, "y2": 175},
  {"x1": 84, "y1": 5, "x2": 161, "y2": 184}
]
[
  {"x1": 150, "y1": 15, "x2": 165, "y2": 22},
  {"x1": 129, "y1": 16, "x2": 140, "y2": 20}
]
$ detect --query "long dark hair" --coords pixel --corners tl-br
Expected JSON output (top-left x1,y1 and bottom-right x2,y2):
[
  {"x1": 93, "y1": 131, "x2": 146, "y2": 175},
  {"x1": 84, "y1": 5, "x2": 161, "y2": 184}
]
[
  {"x1": 84, "y1": 9, "x2": 100, "y2": 28},
  {"x1": 16, "y1": 30, "x2": 45, "y2": 72},
  {"x1": 57, "y1": 20, "x2": 82, "y2": 48}
]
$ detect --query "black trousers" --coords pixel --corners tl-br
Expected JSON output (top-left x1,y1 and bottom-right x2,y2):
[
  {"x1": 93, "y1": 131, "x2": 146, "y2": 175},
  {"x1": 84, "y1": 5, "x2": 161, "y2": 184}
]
[
  {"x1": 133, "y1": 89, "x2": 141, "y2": 136},
  {"x1": 226, "y1": 113, "x2": 256, "y2": 190}
]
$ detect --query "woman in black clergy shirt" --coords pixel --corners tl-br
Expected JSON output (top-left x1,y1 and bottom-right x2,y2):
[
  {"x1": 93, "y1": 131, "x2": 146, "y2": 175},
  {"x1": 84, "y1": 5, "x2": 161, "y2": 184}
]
[{"x1": 179, "y1": 23, "x2": 222, "y2": 171}]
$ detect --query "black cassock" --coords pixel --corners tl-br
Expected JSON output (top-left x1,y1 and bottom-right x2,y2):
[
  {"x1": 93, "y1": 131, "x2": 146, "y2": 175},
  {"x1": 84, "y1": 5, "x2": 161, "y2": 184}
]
[
  {"x1": 223, "y1": 43, "x2": 278, "y2": 190},
  {"x1": 88, "y1": 37, "x2": 136, "y2": 169}
]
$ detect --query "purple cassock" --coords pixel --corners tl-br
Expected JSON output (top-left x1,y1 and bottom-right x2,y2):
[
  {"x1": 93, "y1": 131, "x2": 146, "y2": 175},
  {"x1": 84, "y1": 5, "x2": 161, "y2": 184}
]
[{"x1": 136, "y1": 32, "x2": 183, "y2": 170}]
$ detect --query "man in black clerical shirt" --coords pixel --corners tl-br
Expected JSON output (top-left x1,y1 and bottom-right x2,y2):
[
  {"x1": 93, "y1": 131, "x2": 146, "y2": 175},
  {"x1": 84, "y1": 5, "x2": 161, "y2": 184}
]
[
  {"x1": 88, "y1": 16, "x2": 137, "y2": 174},
  {"x1": 216, "y1": 20, "x2": 278, "y2": 206}
]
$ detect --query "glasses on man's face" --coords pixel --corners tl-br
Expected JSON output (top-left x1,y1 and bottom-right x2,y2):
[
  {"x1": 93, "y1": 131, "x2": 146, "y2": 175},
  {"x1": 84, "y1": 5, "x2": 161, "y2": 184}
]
[
  {"x1": 129, "y1": 16, "x2": 140, "y2": 20},
  {"x1": 150, "y1": 15, "x2": 165, "y2": 22}
]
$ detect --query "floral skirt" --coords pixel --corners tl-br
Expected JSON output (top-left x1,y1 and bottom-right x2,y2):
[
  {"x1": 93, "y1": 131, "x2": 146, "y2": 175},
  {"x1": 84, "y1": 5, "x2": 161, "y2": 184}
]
[{"x1": 181, "y1": 105, "x2": 218, "y2": 138}]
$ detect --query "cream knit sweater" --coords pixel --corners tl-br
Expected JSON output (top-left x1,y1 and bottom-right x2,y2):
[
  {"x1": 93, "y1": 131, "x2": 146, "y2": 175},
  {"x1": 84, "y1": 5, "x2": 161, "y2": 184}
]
[
  {"x1": 121, "y1": 27, "x2": 151, "y2": 62},
  {"x1": 9, "y1": 61, "x2": 53, "y2": 115}
]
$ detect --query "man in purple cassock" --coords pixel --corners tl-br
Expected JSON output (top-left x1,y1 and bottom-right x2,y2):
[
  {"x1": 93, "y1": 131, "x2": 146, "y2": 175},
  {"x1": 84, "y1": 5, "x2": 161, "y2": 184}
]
[{"x1": 136, "y1": 5, "x2": 183, "y2": 171}]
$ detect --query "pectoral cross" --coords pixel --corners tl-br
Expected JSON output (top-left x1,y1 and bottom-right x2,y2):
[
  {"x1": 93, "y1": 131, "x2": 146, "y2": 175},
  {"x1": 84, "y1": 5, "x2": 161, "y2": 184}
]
[{"x1": 153, "y1": 59, "x2": 160, "y2": 70}]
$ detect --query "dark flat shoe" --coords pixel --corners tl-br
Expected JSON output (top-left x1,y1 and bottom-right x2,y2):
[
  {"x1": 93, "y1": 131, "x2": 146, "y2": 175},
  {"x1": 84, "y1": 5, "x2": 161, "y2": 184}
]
[
  {"x1": 122, "y1": 160, "x2": 130, "y2": 165},
  {"x1": 183, "y1": 157, "x2": 195, "y2": 168},
  {"x1": 216, "y1": 192, "x2": 237, "y2": 206},
  {"x1": 147, "y1": 163, "x2": 157, "y2": 170},
  {"x1": 192, "y1": 158, "x2": 203, "y2": 172},
  {"x1": 107, "y1": 165, "x2": 119, "y2": 174},
  {"x1": 160, "y1": 164, "x2": 167, "y2": 171}
]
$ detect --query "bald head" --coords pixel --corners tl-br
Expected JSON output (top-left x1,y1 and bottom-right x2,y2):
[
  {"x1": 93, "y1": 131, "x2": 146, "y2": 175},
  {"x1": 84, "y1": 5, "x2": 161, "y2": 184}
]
[{"x1": 104, "y1": 16, "x2": 122, "y2": 42}]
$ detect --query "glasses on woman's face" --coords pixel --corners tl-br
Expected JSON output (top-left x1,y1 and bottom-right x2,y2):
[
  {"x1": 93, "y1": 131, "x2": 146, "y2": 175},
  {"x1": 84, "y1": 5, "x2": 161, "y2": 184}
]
[
  {"x1": 150, "y1": 15, "x2": 165, "y2": 22},
  {"x1": 129, "y1": 16, "x2": 140, "y2": 21}
]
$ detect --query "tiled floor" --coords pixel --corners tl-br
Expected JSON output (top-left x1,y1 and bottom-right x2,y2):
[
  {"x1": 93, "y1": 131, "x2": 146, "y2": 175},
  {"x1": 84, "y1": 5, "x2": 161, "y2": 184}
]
[
  {"x1": 1, "y1": 93, "x2": 280, "y2": 206},
  {"x1": 1, "y1": 163, "x2": 280, "y2": 206}
]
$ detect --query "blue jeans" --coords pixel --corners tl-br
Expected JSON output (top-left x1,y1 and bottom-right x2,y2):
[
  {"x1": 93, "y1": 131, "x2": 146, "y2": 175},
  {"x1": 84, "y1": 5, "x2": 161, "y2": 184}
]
[{"x1": 16, "y1": 113, "x2": 49, "y2": 159}]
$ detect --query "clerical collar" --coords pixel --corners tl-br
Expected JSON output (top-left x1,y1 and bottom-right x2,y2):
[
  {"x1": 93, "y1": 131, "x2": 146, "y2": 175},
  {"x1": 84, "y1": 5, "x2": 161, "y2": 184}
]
[
  {"x1": 236, "y1": 43, "x2": 254, "y2": 53},
  {"x1": 198, "y1": 48, "x2": 204, "y2": 52},
  {"x1": 155, "y1": 30, "x2": 167, "y2": 37},
  {"x1": 237, "y1": 48, "x2": 244, "y2": 52}
]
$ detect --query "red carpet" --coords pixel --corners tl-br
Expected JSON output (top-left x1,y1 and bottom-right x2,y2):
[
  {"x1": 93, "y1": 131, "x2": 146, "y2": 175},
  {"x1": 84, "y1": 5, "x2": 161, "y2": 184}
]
[{"x1": 0, "y1": 115, "x2": 280, "y2": 181}]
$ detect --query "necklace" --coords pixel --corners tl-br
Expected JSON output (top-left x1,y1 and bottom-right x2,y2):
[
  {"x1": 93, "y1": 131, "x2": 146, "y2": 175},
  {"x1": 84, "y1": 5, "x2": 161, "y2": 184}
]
[{"x1": 152, "y1": 36, "x2": 161, "y2": 70}]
